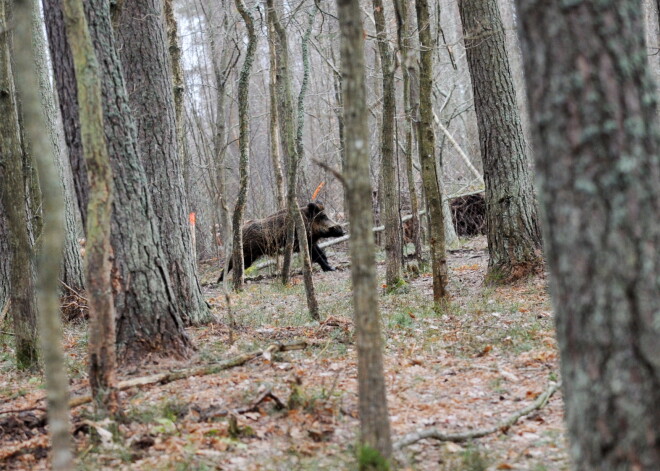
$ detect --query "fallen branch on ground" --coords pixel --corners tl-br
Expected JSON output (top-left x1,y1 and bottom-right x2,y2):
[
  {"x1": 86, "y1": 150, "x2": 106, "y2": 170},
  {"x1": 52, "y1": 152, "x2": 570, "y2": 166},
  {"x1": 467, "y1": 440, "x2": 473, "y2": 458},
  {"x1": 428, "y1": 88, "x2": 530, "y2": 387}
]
[
  {"x1": 68, "y1": 341, "x2": 309, "y2": 408},
  {"x1": 393, "y1": 381, "x2": 561, "y2": 450},
  {"x1": 0, "y1": 341, "x2": 309, "y2": 414}
]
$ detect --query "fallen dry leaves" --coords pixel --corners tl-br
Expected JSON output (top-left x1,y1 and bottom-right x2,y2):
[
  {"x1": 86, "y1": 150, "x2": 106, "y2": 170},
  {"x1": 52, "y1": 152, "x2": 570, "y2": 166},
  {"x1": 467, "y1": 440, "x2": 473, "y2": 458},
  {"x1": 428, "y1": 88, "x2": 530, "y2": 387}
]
[{"x1": 0, "y1": 237, "x2": 568, "y2": 470}]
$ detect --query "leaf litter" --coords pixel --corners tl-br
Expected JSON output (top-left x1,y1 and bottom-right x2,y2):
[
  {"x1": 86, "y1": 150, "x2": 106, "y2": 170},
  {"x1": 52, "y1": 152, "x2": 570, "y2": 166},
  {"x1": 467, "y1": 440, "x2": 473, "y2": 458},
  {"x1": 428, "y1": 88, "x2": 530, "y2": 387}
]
[{"x1": 0, "y1": 237, "x2": 569, "y2": 470}]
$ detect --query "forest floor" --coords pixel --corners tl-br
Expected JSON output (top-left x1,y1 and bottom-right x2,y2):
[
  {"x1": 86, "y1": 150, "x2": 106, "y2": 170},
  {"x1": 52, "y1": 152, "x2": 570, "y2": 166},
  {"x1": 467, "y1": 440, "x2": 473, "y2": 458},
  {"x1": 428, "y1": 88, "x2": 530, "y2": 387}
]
[{"x1": 0, "y1": 236, "x2": 569, "y2": 470}]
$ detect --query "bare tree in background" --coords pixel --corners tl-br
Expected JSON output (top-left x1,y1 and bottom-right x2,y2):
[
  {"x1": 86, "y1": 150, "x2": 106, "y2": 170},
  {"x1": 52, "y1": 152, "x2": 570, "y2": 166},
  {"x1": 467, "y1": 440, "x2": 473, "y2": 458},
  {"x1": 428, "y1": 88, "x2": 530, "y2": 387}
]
[
  {"x1": 231, "y1": 0, "x2": 257, "y2": 291},
  {"x1": 458, "y1": 0, "x2": 542, "y2": 283},
  {"x1": 372, "y1": 0, "x2": 403, "y2": 287},
  {"x1": 266, "y1": 2, "x2": 286, "y2": 209},
  {"x1": 394, "y1": 0, "x2": 422, "y2": 263},
  {"x1": 416, "y1": 0, "x2": 449, "y2": 304},
  {"x1": 337, "y1": 0, "x2": 392, "y2": 462},
  {"x1": 517, "y1": 0, "x2": 660, "y2": 468}
]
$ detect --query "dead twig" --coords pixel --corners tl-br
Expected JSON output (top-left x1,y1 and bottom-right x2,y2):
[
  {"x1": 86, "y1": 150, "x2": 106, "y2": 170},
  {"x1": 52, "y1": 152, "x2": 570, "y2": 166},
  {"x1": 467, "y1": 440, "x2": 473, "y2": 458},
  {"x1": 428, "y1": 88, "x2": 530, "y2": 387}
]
[{"x1": 393, "y1": 381, "x2": 562, "y2": 450}]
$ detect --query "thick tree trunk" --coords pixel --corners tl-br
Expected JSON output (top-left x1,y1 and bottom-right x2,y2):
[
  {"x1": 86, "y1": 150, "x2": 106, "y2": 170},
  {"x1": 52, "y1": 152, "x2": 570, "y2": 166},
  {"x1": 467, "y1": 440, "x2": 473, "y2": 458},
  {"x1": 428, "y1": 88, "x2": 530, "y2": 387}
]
[
  {"x1": 373, "y1": 0, "x2": 403, "y2": 287},
  {"x1": 337, "y1": 0, "x2": 392, "y2": 461},
  {"x1": 87, "y1": 0, "x2": 192, "y2": 358},
  {"x1": 42, "y1": 0, "x2": 88, "y2": 231},
  {"x1": 43, "y1": 0, "x2": 192, "y2": 360},
  {"x1": 62, "y1": 0, "x2": 118, "y2": 415},
  {"x1": 416, "y1": 0, "x2": 449, "y2": 304},
  {"x1": 230, "y1": 0, "x2": 256, "y2": 291},
  {"x1": 517, "y1": 1, "x2": 660, "y2": 469},
  {"x1": 17, "y1": 1, "x2": 73, "y2": 466},
  {"x1": 114, "y1": 0, "x2": 211, "y2": 324},
  {"x1": 458, "y1": 0, "x2": 542, "y2": 283},
  {"x1": 0, "y1": 0, "x2": 38, "y2": 369}
]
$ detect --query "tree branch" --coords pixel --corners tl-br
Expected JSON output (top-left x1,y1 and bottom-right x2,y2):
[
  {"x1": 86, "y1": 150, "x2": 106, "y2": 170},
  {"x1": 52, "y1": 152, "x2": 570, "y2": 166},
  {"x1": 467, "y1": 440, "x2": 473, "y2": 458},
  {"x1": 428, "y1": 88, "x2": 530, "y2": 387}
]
[{"x1": 393, "y1": 381, "x2": 561, "y2": 450}]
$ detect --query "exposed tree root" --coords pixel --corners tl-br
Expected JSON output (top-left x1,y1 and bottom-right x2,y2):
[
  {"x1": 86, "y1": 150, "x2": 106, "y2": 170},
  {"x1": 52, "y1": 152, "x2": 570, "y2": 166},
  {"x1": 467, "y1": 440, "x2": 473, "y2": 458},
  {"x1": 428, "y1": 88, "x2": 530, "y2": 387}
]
[{"x1": 393, "y1": 381, "x2": 561, "y2": 450}]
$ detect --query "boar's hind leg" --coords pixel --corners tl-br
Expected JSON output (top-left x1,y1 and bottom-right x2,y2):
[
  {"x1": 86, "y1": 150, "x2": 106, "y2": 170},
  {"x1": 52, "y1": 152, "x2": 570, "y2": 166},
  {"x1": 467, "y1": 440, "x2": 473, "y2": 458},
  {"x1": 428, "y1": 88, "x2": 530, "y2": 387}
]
[
  {"x1": 217, "y1": 256, "x2": 234, "y2": 283},
  {"x1": 312, "y1": 243, "x2": 335, "y2": 271}
]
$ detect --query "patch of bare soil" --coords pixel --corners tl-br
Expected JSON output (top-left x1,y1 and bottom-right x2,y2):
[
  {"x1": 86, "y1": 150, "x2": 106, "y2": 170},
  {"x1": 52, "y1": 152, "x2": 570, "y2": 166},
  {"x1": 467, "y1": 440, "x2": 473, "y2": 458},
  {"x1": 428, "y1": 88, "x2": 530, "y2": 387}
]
[{"x1": 0, "y1": 237, "x2": 568, "y2": 470}]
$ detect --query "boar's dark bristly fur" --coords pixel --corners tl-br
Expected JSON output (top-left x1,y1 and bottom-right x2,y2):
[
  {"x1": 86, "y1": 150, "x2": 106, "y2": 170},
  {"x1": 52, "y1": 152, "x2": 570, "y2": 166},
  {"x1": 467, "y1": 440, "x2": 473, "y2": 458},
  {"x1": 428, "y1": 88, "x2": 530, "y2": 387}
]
[{"x1": 218, "y1": 202, "x2": 345, "y2": 282}]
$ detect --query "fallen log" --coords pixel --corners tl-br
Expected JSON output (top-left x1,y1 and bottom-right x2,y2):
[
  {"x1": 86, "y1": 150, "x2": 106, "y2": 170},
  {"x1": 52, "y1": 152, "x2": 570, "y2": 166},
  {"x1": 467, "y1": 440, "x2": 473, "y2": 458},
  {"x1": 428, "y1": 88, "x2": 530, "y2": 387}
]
[{"x1": 393, "y1": 381, "x2": 561, "y2": 450}]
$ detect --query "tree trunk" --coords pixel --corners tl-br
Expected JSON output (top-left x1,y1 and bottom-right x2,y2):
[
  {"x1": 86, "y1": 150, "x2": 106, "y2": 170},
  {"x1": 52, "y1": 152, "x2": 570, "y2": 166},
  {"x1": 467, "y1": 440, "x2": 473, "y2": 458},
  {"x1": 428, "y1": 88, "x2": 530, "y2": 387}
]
[
  {"x1": 231, "y1": 0, "x2": 257, "y2": 291},
  {"x1": 458, "y1": 0, "x2": 542, "y2": 283},
  {"x1": 114, "y1": 0, "x2": 211, "y2": 324},
  {"x1": 43, "y1": 0, "x2": 193, "y2": 361},
  {"x1": 163, "y1": 0, "x2": 184, "y2": 159},
  {"x1": 293, "y1": 8, "x2": 320, "y2": 321},
  {"x1": 416, "y1": 0, "x2": 449, "y2": 304},
  {"x1": 268, "y1": 0, "x2": 298, "y2": 286},
  {"x1": 394, "y1": 0, "x2": 423, "y2": 261},
  {"x1": 266, "y1": 6, "x2": 286, "y2": 210},
  {"x1": 0, "y1": 0, "x2": 38, "y2": 369},
  {"x1": 33, "y1": 0, "x2": 84, "y2": 294},
  {"x1": 62, "y1": 0, "x2": 118, "y2": 415},
  {"x1": 16, "y1": 1, "x2": 74, "y2": 465},
  {"x1": 373, "y1": 0, "x2": 403, "y2": 287},
  {"x1": 337, "y1": 0, "x2": 392, "y2": 461},
  {"x1": 516, "y1": 1, "x2": 660, "y2": 469}
]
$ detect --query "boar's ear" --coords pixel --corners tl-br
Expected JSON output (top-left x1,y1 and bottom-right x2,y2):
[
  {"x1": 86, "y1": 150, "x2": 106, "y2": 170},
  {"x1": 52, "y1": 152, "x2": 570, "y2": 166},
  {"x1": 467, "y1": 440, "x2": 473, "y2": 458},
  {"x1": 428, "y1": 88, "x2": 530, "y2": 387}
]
[{"x1": 308, "y1": 201, "x2": 324, "y2": 214}]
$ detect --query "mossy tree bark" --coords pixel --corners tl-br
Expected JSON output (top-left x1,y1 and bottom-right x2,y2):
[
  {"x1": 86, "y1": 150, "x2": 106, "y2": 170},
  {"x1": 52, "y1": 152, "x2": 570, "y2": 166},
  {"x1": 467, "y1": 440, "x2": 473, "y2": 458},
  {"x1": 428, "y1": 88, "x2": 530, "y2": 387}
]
[
  {"x1": 114, "y1": 0, "x2": 211, "y2": 324},
  {"x1": 337, "y1": 0, "x2": 393, "y2": 460},
  {"x1": 373, "y1": 0, "x2": 403, "y2": 287},
  {"x1": 517, "y1": 1, "x2": 660, "y2": 469},
  {"x1": 14, "y1": 0, "x2": 74, "y2": 466},
  {"x1": 0, "y1": 0, "x2": 39, "y2": 370},
  {"x1": 43, "y1": 0, "x2": 193, "y2": 361},
  {"x1": 231, "y1": 0, "x2": 256, "y2": 291},
  {"x1": 458, "y1": 0, "x2": 542, "y2": 283},
  {"x1": 61, "y1": 0, "x2": 118, "y2": 416},
  {"x1": 416, "y1": 0, "x2": 448, "y2": 304}
]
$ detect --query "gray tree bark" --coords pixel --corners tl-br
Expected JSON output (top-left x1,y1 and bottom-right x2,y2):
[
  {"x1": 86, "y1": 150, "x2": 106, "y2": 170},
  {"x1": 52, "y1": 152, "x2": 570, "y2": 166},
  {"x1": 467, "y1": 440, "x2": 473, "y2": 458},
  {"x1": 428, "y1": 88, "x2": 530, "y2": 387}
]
[
  {"x1": 266, "y1": 5, "x2": 286, "y2": 210},
  {"x1": 62, "y1": 0, "x2": 118, "y2": 415},
  {"x1": 114, "y1": 0, "x2": 211, "y2": 324},
  {"x1": 458, "y1": 0, "x2": 542, "y2": 283},
  {"x1": 337, "y1": 0, "x2": 392, "y2": 461},
  {"x1": 33, "y1": 0, "x2": 84, "y2": 294},
  {"x1": 231, "y1": 0, "x2": 256, "y2": 291},
  {"x1": 373, "y1": 0, "x2": 403, "y2": 287},
  {"x1": 517, "y1": 1, "x2": 660, "y2": 469},
  {"x1": 394, "y1": 0, "x2": 423, "y2": 262},
  {"x1": 43, "y1": 0, "x2": 192, "y2": 361},
  {"x1": 0, "y1": 0, "x2": 38, "y2": 369},
  {"x1": 416, "y1": 0, "x2": 449, "y2": 304},
  {"x1": 17, "y1": 1, "x2": 74, "y2": 466}
]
